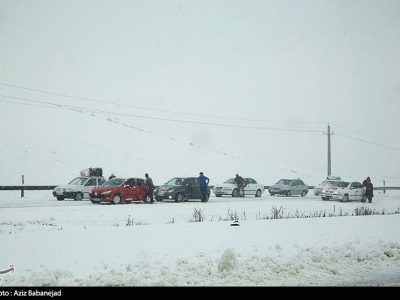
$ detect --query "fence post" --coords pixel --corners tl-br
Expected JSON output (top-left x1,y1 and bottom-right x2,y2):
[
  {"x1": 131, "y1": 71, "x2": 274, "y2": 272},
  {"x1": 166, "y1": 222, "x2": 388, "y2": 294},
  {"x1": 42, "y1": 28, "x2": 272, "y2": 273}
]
[{"x1": 21, "y1": 174, "x2": 24, "y2": 198}]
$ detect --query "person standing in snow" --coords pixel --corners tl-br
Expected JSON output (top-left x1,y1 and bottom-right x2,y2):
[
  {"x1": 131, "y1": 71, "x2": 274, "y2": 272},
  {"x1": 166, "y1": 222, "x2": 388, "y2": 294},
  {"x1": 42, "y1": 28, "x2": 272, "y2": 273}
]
[
  {"x1": 362, "y1": 176, "x2": 374, "y2": 203},
  {"x1": 145, "y1": 173, "x2": 155, "y2": 203},
  {"x1": 234, "y1": 174, "x2": 246, "y2": 197},
  {"x1": 197, "y1": 172, "x2": 210, "y2": 202}
]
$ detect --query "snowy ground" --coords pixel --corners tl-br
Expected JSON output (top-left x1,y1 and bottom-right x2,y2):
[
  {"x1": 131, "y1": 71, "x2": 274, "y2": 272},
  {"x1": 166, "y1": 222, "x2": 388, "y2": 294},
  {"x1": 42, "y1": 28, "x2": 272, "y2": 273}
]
[{"x1": 1, "y1": 190, "x2": 400, "y2": 286}]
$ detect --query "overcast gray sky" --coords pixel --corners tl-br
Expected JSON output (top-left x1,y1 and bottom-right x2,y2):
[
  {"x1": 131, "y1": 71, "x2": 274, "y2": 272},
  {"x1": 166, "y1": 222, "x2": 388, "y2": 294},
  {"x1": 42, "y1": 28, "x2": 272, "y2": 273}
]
[{"x1": 0, "y1": 0, "x2": 399, "y2": 184}]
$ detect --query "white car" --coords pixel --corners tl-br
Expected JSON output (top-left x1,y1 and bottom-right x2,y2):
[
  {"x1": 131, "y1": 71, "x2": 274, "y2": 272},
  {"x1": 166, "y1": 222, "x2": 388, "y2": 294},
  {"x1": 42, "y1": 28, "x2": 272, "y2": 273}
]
[
  {"x1": 53, "y1": 176, "x2": 106, "y2": 201},
  {"x1": 313, "y1": 176, "x2": 342, "y2": 195},
  {"x1": 320, "y1": 181, "x2": 364, "y2": 202},
  {"x1": 213, "y1": 178, "x2": 265, "y2": 197}
]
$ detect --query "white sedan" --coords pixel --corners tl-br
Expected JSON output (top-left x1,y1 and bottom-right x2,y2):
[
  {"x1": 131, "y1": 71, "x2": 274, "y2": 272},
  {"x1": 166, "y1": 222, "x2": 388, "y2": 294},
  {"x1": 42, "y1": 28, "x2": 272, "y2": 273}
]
[
  {"x1": 320, "y1": 181, "x2": 365, "y2": 202},
  {"x1": 314, "y1": 176, "x2": 342, "y2": 195},
  {"x1": 213, "y1": 178, "x2": 265, "y2": 197}
]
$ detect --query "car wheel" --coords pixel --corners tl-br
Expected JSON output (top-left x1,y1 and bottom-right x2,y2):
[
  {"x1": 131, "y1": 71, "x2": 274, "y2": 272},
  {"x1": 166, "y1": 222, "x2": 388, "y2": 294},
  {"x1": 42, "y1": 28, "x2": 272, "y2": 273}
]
[
  {"x1": 232, "y1": 189, "x2": 239, "y2": 198},
  {"x1": 112, "y1": 194, "x2": 122, "y2": 204},
  {"x1": 175, "y1": 193, "x2": 184, "y2": 202},
  {"x1": 301, "y1": 190, "x2": 307, "y2": 197},
  {"x1": 286, "y1": 191, "x2": 291, "y2": 197},
  {"x1": 321, "y1": 197, "x2": 327, "y2": 201},
  {"x1": 341, "y1": 194, "x2": 349, "y2": 202},
  {"x1": 74, "y1": 192, "x2": 83, "y2": 201},
  {"x1": 56, "y1": 196, "x2": 64, "y2": 201},
  {"x1": 255, "y1": 189, "x2": 262, "y2": 197},
  {"x1": 269, "y1": 192, "x2": 275, "y2": 196}
]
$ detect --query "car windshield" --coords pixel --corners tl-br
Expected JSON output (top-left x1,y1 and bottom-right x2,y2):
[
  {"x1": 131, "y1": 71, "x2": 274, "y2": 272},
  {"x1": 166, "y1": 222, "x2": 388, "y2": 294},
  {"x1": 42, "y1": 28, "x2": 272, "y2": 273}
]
[
  {"x1": 102, "y1": 178, "x2": 125, "y2": 186},
  {"x1": 165, "y1": 177, "x2": 188, "y2": 186},
  {"x1": 333, "y1": 181, "x2": 350, "y2": 188},
  {"x1": 277, "y1": 179, "x2": 292, "y2": 185},
  {"x1": 68, "y1": 177, "x2": 87, "y2": 185},
  {"x1": 224, "y1": 178, "x2": 236, "y2": 184}
]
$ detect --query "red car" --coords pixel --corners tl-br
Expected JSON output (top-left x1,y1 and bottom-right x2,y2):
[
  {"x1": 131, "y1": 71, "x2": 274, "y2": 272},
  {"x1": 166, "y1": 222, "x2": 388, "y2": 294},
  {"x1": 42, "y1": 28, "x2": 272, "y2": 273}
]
[{"x1": 89, "y1": 177, "x2": 147, "y2": 204}]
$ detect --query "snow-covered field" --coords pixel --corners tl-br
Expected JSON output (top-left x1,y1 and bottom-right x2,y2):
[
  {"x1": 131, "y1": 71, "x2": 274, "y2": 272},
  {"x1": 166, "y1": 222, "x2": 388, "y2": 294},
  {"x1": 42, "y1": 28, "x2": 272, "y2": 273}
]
[{"x1": 1, "y1": 189, "x2": 400, "y2": 286}]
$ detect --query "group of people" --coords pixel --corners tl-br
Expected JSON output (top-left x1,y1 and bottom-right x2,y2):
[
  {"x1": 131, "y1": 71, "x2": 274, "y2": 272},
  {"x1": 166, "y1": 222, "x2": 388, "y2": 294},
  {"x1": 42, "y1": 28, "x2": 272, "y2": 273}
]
[
  {"x1": 108, "y1": 172, "x2": 210, "y2": 203},
  {"x1": 108, "y1": 172, "x2": 374, "y2": 203}
]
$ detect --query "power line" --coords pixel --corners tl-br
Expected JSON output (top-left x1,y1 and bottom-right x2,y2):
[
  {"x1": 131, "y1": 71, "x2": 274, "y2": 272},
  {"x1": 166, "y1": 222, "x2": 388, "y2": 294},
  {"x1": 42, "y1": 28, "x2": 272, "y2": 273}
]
[
  {"x1": 0, "y1": 95, "x2": 322, "y2": 133},
  {"x1": 335, "y1": 132, "x2": 400, "y2": 151},
  {"x1": 0, "y1": 81, "x2": 324, "y2": 125},
  {"x1": 332, "y1": 122, "x2": 400, "y2": 146}
]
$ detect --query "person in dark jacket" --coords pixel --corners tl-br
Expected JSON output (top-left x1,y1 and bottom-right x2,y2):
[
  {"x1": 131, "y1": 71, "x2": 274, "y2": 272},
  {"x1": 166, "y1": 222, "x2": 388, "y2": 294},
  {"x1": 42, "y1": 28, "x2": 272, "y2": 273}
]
[
  {"x1": 145, "y1": 173, "x2": 155, "y2": 203},
  {"x1": 362, "y1": 176, "x2": 374, "y2": 203},
  {"x1": 234, "y1": 174, "x2": 246, "y2": 197},
  {"x1": 197, "y1": 172, "x2": 210, "y2": 202}
]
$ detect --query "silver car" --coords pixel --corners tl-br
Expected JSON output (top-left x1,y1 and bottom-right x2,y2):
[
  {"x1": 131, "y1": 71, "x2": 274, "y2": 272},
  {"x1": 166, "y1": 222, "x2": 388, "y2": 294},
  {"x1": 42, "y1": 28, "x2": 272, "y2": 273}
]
[
  {"x1": 268, "y1": 179, "x2": 309, "y2": 197},
  {"x1": 53, "y1": 176, "x2": 106, "y2": 201}
]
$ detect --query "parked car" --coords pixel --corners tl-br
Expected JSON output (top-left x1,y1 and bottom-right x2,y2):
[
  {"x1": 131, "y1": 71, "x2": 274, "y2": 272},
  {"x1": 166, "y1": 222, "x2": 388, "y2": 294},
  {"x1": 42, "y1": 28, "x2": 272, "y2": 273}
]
[
  {"x1": 268, "y1": 179, "x2": 308, "y2": 196},
  {"x1": 89, "y1": 177, "x2": 147, "y2": 204},
  {"x1": 155, "y1": 177, "x2": 210, "y2": 202},
  {"x1": 53, "y1": 176, "x2": 106, "y2": 201},
  {"x1": 320, "y1": 181, "x2": 364, "y2": 202},
  {"x1": 213, "y1": 178, "x2": 265, "y2": 197},
  {"x1": 313, "y1": 176, "x2": 342, "y2": 195}
]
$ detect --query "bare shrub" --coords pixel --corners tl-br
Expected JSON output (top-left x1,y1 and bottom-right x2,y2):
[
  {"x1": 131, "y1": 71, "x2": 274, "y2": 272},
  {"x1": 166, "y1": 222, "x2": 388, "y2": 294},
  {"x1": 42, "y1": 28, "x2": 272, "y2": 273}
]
[
  {"x1": 271, "y1": 206, "x2": 285, "y2": 219},
  {"x1": 126, "y1": 215, "x2": 134, "y2": 226},
  {"x1": 354, "y1": 206, "x2": 376, "y2": 216},
  {"x1": 226, "y1": 209, "x2": 239, "y2": 222},
  {"x1": 193, "y1": 207, "x2": 205, "y2": 222}
]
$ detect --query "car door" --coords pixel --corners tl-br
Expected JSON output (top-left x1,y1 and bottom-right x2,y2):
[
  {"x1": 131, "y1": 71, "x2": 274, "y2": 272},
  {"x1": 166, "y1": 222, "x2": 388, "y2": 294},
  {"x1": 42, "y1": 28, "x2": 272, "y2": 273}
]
[
  {"x1": 135, "y1": 179, "x2": 147, "y2": 200},
  {"x1": 187, "y1": 178, "x2": 201, "y2": 200},
  {"x1": 245, "y1": 178, "x2": 256, "y2": 194},
  {"x1": 290, "y1": 180, "x2": 299, "y2": 195},
  {"x1": 349, "y1": 182, "x2": 360, "y2": 200},
  {"x1": 120, "y1": 179, "x2": 136, "y2": 201},
  {"x1": 352, "y1": 182, "x2": 364, "y2": 201}
]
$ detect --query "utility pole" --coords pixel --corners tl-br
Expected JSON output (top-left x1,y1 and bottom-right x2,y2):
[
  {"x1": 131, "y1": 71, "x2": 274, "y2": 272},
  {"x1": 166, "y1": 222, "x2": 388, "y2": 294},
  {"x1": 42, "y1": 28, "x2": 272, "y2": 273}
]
[{"x1": 323, "y1": 123, "x2": 334, "y2": 177}]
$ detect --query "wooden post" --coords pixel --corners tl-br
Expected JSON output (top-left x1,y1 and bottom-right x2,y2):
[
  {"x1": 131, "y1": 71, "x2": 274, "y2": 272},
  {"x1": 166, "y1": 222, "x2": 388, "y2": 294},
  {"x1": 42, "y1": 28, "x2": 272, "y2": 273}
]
[
  {"x1": 383, "y1": 180, "x2": 386, "y2": 194},
  {"x1": 21, "y1": 174, "x2": 24, "y2": 198}
]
